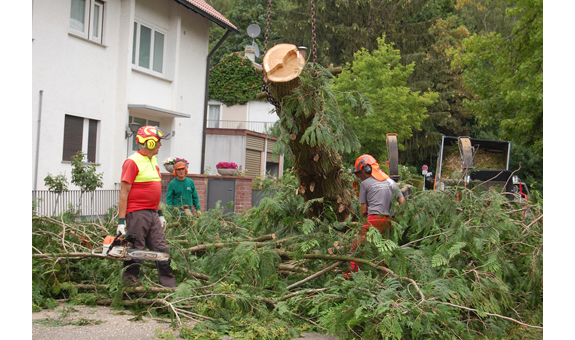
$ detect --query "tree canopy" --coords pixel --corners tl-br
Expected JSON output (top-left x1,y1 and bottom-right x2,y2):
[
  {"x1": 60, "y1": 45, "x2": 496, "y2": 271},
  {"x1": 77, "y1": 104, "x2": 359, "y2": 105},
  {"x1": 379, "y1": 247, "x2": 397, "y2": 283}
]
[
  {"x1": 451, "y1": 0, "x2": 543, "y2": 157},
  {"x1": 332, "y1": 36, "x2": 438, "y2": 161}
]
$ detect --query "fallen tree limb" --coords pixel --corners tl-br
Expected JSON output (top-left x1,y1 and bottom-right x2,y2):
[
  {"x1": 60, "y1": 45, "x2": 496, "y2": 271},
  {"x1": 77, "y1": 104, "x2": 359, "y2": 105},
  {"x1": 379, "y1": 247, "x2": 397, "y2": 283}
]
[
  {"x1": 437, "y1": 301, "x2": 543, "y2": 330},
  {"x1": 275, "y1": 251, "x2": 426, "y2": 302},
  {"x1": 287, "y1": 261, "x2": 342, "y2": 290},
  {"x1": 276, "y1": 288, "x2": 330, "y2": 303},
  {"x1": 74, "y1": 283, "x2": 175, "y2": 294},
  {"x1": 181, "y1": 233, "x2": 320, "y2": 252}
]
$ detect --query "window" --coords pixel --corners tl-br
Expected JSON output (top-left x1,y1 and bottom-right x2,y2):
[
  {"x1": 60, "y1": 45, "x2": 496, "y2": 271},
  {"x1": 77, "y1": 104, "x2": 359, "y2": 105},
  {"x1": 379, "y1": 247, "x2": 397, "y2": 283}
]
[
  {"x1": 207, "y1": 104, "x2": 221, "y2": 128},
  {"x1": 132, "y1": 20, "x2": 166, "y2": 75},
  {"x1": 129, "y1": 117, "x2": 160, "y2": 151},
  {"x1": 69, "y1": 0, "x2": 105, "y2": 44},
  {"x1": 63, "y1": 115, "x2": 99, "y2": 163}
]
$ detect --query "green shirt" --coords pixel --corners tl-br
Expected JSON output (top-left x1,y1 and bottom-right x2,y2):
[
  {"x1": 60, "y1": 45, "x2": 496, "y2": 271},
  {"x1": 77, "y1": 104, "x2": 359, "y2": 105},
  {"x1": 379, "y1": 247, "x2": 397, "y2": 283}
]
[{"x1": 166, "y1": 177, "x2": 200, "y2": 211}]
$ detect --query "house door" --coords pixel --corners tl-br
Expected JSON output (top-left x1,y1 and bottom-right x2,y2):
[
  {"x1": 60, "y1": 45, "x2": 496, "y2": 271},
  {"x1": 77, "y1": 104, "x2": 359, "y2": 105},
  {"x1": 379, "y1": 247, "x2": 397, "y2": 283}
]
[{"x1": 207, "y1": 178, "x2": 235, "y2": 214}]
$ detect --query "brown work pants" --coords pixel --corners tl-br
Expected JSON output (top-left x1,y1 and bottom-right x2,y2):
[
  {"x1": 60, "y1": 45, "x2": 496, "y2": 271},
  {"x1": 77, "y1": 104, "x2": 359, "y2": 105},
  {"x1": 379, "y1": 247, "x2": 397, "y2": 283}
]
[{"x1": 122, "y1": 209, "x2": 176, "y2": 287}]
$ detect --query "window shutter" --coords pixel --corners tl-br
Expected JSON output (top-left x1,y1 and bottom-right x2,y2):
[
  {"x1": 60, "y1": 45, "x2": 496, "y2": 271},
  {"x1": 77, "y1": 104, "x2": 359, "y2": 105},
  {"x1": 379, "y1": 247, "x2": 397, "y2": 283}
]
[
  {"x1": 246, "y1": 135, "x2": 264, "y2": 151},
  {"x1": 62, "y1": 115, "x2": 84, "y2": 161},
  {"x1": 87, "y1": 119, "x2": 98, "y2": 163},
  {"x1": 245, "y1": 149, "x2": 261, "y2": 177}
]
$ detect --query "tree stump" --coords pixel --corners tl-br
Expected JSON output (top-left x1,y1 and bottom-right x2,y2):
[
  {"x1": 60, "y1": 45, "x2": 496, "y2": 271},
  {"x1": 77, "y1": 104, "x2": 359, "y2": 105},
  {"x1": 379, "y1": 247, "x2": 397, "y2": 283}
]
[{"x1": 262, "y1": 44, "x2": 306, "y2": 102}]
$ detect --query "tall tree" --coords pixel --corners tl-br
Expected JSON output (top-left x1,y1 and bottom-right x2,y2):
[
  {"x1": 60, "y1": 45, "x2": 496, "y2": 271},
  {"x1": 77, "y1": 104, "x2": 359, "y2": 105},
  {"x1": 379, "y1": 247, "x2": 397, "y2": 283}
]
[
  {"x1": 332, "y1": 36, "x2": 438, "y2": 162},
  {"x1": 274, "y1": 0, "x2": 433, "y2": 67},
  {"x1": 208, "y1": 0, "x2": 284, "y2": 66},
  {"x1": 452, "y1": 0, "x2": 543, "y2": 156},
  {"x1": 401, "y1": 15, "x2": 476, "y2": 167}
]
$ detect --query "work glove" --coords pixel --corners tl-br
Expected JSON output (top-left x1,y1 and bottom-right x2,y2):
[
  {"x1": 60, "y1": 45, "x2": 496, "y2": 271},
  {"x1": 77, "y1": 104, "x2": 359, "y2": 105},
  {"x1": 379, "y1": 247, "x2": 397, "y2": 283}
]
[
  {"x1": 196, "y1": 210, "x2": 202, "y2": 217},
  {"x1": 158, "y1": 210, "x2": 167, "y2": 232},
  {"x1": 117, "y1": 218, "x2": 126, "y2": 236}
]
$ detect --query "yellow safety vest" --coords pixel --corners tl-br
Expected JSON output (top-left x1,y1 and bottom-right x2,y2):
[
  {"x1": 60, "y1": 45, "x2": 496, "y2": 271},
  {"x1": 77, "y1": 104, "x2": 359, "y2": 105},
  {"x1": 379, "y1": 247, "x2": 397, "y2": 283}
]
[{"x1": 128, "y1": 152, "x2": 161, "y2": 183}]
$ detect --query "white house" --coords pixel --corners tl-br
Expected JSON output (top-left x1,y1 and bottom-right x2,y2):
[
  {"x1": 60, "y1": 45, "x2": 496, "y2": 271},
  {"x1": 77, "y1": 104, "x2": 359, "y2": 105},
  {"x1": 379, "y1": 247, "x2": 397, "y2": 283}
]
[{"x1": 32, "y1": 0, "x2": 237, "y2": 191}]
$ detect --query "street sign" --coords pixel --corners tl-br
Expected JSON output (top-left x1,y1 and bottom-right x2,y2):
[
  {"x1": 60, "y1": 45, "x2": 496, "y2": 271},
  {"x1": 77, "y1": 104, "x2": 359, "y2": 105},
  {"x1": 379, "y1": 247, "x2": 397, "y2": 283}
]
[{"x1": 422, "y1": 165, "x2": 428, "y2": 175}]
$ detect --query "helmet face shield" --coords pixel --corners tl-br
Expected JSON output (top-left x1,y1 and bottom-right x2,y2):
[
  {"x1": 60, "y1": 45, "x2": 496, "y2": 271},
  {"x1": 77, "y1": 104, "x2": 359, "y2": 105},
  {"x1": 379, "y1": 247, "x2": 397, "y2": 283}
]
[{"x1": 155, "y1": 126, "x2": 171, "y2": 140}]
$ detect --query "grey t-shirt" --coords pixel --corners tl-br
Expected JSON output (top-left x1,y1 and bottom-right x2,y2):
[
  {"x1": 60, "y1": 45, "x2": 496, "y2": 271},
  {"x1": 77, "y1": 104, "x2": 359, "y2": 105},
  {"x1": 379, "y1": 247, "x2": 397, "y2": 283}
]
[{"x1": 359, "y1": 177, "x2": 403, "y2": 216}]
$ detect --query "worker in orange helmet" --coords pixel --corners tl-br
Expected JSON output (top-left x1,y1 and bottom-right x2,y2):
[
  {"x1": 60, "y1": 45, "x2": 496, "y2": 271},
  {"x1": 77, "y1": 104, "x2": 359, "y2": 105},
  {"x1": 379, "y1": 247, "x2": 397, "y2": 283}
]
[
  {"x1": 345, "y1": 154, "x2": 405, "y2": 279},
  {"x1": 166, "y1": 158, "x2": 201, "y2": 217},
  {"x1": 117, "y1": 125, "x2": 176, "y2": 287}
]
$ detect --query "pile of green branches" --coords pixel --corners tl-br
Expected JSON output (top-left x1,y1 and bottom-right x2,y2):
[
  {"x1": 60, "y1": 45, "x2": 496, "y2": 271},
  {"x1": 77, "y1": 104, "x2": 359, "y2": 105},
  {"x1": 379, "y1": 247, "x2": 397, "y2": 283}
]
[{"x1": 32, "y1": 171, "x2": 542, "y2": 339}]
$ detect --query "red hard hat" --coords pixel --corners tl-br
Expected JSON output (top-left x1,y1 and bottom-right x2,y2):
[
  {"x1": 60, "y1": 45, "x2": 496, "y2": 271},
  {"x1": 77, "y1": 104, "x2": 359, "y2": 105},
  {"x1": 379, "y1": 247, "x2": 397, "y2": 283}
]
[{"x1": 136, "y1": 125, "x2": 171, "y2": 145}]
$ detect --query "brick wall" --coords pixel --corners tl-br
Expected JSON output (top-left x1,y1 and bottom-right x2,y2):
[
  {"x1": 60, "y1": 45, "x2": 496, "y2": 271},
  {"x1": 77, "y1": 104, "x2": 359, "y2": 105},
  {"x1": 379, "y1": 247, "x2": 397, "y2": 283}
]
[{"x1": 161, "y1": 173, "x2": 253, "y2": 214}]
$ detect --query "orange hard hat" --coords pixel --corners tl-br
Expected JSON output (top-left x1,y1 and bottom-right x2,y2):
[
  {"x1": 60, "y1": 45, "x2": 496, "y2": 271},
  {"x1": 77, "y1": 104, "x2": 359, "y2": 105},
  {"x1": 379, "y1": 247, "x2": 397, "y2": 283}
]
[
  {"x1": 174, "y1": 161, "x2": 187, "y2": 170},
  {"x1": 353, "y1": 154, "x2": 389, "y2": 182}
]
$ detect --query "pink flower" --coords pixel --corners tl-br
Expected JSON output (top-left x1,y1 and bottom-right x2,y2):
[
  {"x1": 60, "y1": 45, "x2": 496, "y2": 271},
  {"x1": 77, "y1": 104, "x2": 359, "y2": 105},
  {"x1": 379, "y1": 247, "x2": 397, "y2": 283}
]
[{"x1": 216, "y1": 162, "x2": 238, "y2": 169}]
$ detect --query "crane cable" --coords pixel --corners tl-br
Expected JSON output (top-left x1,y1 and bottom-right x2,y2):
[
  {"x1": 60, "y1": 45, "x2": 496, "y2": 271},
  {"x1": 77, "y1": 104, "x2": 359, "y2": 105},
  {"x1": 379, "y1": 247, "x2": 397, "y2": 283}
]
[{"x1": 261, "y1": 0, "x2": 318, "y2": 109}]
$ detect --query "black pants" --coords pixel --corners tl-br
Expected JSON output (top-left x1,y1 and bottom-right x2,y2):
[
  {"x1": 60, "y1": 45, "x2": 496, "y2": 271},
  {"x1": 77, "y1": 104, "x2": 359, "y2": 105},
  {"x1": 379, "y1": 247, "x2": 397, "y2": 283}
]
[{"x1": 122, "y1": 209, "x2": 176, "y2": 287}]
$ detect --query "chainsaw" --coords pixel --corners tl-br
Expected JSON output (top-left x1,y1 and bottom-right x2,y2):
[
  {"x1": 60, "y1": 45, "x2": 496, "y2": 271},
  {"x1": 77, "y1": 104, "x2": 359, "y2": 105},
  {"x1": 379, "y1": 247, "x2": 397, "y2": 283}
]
[{"x1": 91, "y1": 232, "x2": 170, "y2": 261}]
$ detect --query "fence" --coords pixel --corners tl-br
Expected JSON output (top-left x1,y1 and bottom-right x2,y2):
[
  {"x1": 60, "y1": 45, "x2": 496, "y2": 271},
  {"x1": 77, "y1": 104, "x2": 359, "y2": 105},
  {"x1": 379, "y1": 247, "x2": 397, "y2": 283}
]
[
  {"x1": 206, "y1": 120, "x2": 276, "y2": 134},
  {"x1": 32, "y1": 190, "x2": 120, "y2": 217}
]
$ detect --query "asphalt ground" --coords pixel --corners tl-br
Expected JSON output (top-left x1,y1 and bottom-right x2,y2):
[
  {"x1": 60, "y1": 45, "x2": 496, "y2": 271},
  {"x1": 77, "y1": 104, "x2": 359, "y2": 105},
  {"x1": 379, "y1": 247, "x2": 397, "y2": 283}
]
[{"x1": 32, "y1": 302, "x2": 338, "y2": 340}]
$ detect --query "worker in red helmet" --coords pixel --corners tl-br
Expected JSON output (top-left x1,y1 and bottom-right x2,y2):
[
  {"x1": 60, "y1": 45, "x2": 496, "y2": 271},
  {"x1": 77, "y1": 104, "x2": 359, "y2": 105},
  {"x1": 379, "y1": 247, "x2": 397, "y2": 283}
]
[
  {"x1": 345, "y1": 154, "x2": 405, "y2": 278},
  {"x1": 166, "y1": 158, "x2": 201, "y2": 217},
  {"x1": 117, "y1": 125, "x2": 176, "y2": 287}
]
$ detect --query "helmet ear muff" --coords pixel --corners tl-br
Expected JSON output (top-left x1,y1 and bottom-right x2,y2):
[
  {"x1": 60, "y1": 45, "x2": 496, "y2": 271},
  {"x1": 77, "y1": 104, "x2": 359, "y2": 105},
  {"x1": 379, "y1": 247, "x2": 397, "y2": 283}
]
[
  {"x1": 146, "y1": 139, "x2": 156, "y2": 149},
  {"x1": 173, "y1": 168, "x2": 188, "y2": 176},
  {"x1": 364, "y1": 164, "x2": 372, "y2": 174}
]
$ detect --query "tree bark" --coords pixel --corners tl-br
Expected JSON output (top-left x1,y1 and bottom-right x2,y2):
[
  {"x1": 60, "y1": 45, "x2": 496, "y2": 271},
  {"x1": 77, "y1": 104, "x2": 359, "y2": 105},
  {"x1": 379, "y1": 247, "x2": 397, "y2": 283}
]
[{"x1": 262, "y1": 44, "x2": 353, "y2": 221}]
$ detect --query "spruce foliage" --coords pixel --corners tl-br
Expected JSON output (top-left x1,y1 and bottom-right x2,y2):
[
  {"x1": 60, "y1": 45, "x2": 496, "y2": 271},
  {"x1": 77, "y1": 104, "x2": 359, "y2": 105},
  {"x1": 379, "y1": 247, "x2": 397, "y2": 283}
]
[{"x1": 33, "y1": 173, "x2": 542, "y2": 339}]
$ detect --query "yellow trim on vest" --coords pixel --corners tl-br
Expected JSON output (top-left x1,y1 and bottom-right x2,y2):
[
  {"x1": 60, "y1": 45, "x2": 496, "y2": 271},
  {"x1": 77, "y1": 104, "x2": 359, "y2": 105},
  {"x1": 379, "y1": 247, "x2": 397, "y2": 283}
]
[{"x1": 128, "y1": 152, "x2": 161, "y2": 183}]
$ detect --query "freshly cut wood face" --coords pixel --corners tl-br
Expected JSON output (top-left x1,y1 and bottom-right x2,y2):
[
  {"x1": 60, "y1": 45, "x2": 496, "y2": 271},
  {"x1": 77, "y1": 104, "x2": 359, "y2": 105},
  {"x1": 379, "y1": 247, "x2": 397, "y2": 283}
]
[{"x1": 263, "y1": 43, "x2": 306, "y2": 83}]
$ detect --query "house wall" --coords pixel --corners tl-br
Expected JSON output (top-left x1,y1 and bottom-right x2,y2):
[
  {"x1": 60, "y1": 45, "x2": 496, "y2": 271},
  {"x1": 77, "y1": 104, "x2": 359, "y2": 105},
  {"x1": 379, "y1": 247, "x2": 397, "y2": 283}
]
[
  {"x1": 204, "y1": 133, "x2": 246, "y2": 173},
  {"x1": 32, "y1": 0, "x2": 213, "y2": 191},
  {"x1": 32, "y1": 0, "x2": 125, "y2": 191},
  {"x1": 247, "y1": 101, "x2": 278, "y2": 124},
  {"x1": 222, "y1": 104, "x2": 248, "y2": 122}
]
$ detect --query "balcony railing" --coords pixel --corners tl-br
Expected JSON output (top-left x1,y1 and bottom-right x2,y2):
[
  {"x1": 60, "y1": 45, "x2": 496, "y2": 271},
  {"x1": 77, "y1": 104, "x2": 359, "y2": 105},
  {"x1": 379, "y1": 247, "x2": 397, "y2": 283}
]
[{"x1": 207, "y1": 120, "x2": 276, "y2": 134}]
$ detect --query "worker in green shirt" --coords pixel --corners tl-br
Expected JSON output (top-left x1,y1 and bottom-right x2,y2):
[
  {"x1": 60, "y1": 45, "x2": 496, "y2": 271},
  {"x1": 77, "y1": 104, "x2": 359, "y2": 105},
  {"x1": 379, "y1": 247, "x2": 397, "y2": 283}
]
[{"x1": 166, "y1": 159, "x2": 201, "y2": 217}]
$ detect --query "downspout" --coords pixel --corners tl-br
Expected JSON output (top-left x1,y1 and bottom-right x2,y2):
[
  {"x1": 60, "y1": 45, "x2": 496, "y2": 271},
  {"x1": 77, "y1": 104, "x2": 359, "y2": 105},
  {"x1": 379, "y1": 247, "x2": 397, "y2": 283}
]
[
  {"x1": 200, "y1": 29, "x2": 232, "y2": 174},
  {"x1": 34, "y1": 90, "x2": 43, "y2": 192}
]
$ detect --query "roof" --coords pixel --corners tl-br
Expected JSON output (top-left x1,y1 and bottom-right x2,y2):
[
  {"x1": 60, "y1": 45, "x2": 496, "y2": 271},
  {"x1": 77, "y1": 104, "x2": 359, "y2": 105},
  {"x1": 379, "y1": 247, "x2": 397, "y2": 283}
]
[{"x1": 174, "y1": 0, "x2": 238, "y2": 33}]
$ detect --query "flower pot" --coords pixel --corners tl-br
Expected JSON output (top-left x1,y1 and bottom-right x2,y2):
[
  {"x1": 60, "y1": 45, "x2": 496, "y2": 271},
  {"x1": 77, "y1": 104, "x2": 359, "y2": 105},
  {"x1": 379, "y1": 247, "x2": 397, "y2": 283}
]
[
  {"x1": 164, "y1": 164, "x2": 174, "y2": 173},
  {"x1": 217, "y1": 168, "x2": 237, "y2": 176}
]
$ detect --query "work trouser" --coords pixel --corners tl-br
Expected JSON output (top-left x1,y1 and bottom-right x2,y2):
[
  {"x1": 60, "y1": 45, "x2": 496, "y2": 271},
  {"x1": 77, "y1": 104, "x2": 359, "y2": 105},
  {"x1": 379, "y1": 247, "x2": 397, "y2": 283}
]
[
  {"x1": 122, "y1": 209, "x2": 176, "y2": 287},
  {"x1": 346, "y1": 215, "x2": 391, "y2": 277}
]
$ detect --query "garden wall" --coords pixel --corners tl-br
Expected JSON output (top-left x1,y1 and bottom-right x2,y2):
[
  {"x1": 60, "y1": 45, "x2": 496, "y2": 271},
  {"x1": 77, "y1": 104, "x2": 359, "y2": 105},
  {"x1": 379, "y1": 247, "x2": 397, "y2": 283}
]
[{"x1": 161, "y1": 173, "x2": 254, "y2": 214}]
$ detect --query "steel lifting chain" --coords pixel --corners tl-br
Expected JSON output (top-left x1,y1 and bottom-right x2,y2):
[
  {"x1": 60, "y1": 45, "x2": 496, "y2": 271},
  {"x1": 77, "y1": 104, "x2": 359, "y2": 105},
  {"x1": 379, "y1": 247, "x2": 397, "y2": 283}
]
[
  {"x1": 310, "y1": 0, "x2": 317, "y2": 69},
  {"x1": 262, "y1": 0, "x2": 281, "y2": 110}
]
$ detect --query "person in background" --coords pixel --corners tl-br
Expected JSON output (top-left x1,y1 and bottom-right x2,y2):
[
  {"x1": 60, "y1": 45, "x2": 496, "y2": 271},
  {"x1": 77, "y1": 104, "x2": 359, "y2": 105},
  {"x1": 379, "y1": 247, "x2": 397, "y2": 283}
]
[
  {"x1": 345, "y1": 154, "x2": 405, "y2": 278},
  {"x1": 117, "y1": 125, "x2": 176, "y2": 287},
  {"x1": 166, "y1": 158, "x2": 201, "y2": 217}
]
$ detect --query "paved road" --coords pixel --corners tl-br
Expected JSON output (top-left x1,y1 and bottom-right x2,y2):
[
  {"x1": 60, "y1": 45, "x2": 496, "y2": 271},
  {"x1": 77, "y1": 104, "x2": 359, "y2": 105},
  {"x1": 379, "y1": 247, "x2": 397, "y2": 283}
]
[{"x1": 32, "y1": 303, "x2": 338, "y2": 340}]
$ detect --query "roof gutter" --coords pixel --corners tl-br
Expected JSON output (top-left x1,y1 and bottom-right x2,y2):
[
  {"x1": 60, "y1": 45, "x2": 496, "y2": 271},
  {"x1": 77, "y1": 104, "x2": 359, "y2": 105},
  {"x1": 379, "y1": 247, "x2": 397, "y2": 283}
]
[
  {"x1": 200, "y1": 29, "x2": 233, "y2": 174},
  {"x1": 172, "y1": 0, "x2": 239, "y2": 33}
]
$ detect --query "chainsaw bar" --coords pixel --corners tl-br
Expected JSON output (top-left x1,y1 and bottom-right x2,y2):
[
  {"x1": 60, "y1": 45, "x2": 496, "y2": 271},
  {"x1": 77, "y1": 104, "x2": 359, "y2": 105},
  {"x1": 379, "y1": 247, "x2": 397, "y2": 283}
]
[
  {"x1": 126, "y1": 249, "x2": 170, "y2": 261},
  {"x1": 91, "y1": 233, "x2": 170, "y2": 262}
]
